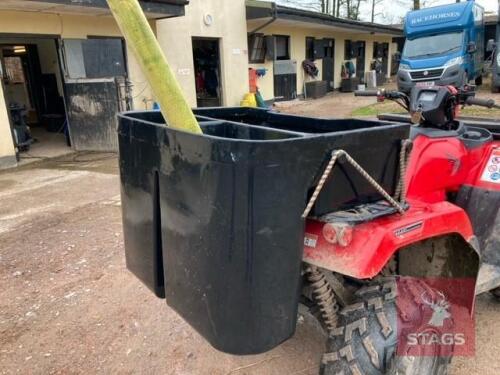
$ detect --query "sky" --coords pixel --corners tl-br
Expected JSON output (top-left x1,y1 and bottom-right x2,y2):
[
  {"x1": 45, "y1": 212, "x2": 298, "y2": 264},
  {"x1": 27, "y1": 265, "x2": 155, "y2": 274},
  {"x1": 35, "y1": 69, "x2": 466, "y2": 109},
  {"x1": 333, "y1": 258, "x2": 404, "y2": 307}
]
[
  {"x1": 364, "y1": 0, "x2": 498, "y2": 24},
  {"x1": 272, "y1": 0, "x2": 498, "y2": 24}
]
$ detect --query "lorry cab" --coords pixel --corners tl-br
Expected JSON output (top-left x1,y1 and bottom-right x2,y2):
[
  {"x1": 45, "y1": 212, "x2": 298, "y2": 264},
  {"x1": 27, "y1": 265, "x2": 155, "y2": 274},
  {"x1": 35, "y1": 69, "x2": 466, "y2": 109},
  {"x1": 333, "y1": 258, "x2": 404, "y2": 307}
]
[{"x1": 398, "y1": 0, "x2": 485, "y2": 93}]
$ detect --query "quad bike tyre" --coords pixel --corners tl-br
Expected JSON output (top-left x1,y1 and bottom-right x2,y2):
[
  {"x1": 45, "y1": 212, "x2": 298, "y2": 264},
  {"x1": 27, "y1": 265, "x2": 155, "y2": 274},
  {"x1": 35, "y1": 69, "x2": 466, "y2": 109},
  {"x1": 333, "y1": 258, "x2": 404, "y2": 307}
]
[{"x1": 320, "y1": 278, "x2": 451, "y2": 375}]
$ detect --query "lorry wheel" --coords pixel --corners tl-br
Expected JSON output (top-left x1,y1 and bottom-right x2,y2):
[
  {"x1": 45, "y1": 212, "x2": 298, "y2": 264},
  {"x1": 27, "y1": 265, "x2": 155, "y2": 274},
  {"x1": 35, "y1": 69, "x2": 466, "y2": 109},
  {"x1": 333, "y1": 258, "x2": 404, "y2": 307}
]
[{"x1": 320, "y1": 278, "x2": 451, "y2": 375}]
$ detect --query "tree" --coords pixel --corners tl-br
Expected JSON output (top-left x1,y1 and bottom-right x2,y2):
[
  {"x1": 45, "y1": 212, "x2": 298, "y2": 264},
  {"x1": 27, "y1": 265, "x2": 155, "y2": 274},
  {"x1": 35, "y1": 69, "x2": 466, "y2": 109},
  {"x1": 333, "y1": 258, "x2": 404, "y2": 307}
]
[
  {"x1": 344, "y1": 0, "x2": 367, "y2": 20},
  {"x1": 325, "y1": 0, "x2": 338, "y2": 15},
  {"x1": 371, "y1": 0, "x2": 384, "y2": 22},
  {"x1": 274, "y1": 0, "x2": 408, "y2": 22},
  {"x1": 280, "y1": 0, "x2": 342, "y2": 17},
  {"x1": 275, "y1": 0, "x2": 323, "y2": 12}
]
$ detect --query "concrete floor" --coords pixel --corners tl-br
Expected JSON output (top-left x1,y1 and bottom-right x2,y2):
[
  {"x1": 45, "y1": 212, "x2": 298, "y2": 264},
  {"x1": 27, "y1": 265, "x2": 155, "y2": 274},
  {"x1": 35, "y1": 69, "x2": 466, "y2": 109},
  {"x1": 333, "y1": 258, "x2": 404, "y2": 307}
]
[{"x1": 16, "y1": 127, "x2": 73, "y2": 167}]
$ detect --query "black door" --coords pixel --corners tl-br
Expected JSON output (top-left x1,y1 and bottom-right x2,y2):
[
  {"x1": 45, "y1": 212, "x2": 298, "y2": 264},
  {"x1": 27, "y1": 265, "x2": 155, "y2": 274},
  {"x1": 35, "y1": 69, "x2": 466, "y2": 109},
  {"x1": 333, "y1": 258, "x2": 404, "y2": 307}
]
[
  {"x1": 322, "y1": 39, "x2": 335, "y2": 91},
  {"x1": 355, "y1": 41, "x2": 366, "y2": 81},
  {"x1": 64, "y1": 79, "x2": 121, "y2": 151},
  {"x1": 192, "y1": 38, "x2": 222, "y2": 107},
  {"x1": 59, "y1": 38, "x2": 128, "y2": 151},
  {"x1": 272, "y1": 36, "x2": 297, "y2": 101},
  {"x1": 381, "y1": 43, "x2": 389, "y2": 77},
  {"x1": 273, "y1": 73, "x2": 297, "y2": 101}
]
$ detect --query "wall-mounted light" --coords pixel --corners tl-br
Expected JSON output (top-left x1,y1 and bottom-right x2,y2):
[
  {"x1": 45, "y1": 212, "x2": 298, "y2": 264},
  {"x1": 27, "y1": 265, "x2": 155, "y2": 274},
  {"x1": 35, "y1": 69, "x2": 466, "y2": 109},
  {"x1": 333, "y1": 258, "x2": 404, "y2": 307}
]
[
  {"x1": 13, "y1": 46, "x2": 26, "y2": 54},
  {"x1": 203, "y1": 14, "x2": 213, "y2": 26}
]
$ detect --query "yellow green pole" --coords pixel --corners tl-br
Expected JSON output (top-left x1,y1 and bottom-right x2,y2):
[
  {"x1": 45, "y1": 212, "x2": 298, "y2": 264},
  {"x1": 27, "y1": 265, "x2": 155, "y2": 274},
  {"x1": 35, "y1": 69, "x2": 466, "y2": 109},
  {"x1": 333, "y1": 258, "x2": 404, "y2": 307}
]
[{"x1": 106, "y1": 0, "x2": 202, "y2": 134}]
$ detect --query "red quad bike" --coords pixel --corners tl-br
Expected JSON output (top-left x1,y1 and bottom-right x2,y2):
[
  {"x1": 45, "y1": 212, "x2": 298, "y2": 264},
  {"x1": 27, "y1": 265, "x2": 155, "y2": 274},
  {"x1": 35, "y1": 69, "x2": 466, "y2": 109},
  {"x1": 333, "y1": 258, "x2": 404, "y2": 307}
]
[
  {"x1": 117, "y1": 85, "x2": 499, "y2": 375},
  {"x1": 303, "y1": 85, "x2": 500, "y2": 374}
]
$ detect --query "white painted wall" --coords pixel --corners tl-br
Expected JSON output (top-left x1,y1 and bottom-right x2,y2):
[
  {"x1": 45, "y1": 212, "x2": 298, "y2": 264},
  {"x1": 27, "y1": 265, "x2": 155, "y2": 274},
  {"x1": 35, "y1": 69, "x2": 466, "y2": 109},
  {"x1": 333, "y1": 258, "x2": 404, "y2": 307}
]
[
  {"x1": 0, "y1": 81, "x2": 16, "y2": 169},
  {"x1": 156, "y1": 0, "x2": 250, "y2": 107},
  {"x1": 247, "y1": 20, "x2": 395, "y2": 101}
]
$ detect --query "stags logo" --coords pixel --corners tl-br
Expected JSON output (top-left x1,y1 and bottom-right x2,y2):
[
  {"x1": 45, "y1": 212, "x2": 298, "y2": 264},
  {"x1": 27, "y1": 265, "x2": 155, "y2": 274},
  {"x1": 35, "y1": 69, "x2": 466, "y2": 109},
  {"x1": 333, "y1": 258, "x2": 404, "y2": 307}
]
[
  {"x1": 421, "y1": 290, "x2": 451, "y2": 327},
  {"x1": 396, "y1": 277, "x2": 475, "y2": 357}
]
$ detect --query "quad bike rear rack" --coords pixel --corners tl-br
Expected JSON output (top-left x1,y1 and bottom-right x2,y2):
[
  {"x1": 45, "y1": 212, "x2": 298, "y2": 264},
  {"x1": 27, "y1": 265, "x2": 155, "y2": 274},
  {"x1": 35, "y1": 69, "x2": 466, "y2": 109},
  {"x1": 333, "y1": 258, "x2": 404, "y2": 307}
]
[{"x1": 378, "y1": 113, "x2": 500, "y2": 139}]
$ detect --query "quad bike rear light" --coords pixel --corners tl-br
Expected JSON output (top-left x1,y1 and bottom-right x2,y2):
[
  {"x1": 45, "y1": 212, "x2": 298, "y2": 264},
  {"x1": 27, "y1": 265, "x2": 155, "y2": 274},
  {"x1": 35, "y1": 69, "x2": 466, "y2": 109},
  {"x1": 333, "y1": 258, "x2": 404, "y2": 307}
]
[{"x1": 322, "y1": 222, "x2": 353, "y2": 247}]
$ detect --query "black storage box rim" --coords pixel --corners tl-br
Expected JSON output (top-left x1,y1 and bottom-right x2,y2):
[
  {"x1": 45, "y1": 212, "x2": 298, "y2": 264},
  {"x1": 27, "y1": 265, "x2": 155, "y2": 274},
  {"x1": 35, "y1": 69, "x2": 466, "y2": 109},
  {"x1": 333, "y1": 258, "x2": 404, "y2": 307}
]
[
  {"x1": 117, "y1": 108, "x2": 410, "y2": 355},
  {"x1": 120, "y1": 112, "x2": 305, "y2": 142},
  {"x1": 119, "y1": 108, "x2": 407, "y2": 143}
]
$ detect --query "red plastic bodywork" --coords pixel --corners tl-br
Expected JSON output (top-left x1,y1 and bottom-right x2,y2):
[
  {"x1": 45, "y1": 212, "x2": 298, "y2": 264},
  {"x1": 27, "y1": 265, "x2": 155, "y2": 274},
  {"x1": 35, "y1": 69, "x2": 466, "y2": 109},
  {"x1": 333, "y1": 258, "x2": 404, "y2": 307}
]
[{"x1": 303, "y1": 131, "x2": 500, "y2": 278}]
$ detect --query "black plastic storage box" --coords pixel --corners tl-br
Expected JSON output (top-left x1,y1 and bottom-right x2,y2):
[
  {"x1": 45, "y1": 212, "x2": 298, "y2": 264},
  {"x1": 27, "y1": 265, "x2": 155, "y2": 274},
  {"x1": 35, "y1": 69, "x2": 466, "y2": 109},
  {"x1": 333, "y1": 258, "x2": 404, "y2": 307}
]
[
  {"x1": 305, "y1": 81, "x2": 328, "y2": 99},
  {"x1": 117, "y1": 108, "x2": 409, "y2": 355}
]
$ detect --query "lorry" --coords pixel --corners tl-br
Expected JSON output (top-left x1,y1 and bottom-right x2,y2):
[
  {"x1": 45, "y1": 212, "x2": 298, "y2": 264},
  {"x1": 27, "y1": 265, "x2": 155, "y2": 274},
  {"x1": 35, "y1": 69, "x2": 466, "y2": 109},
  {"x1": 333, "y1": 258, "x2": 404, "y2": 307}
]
[{"x1": 397, "y1": 0, "x2": 485, "y2": 93}]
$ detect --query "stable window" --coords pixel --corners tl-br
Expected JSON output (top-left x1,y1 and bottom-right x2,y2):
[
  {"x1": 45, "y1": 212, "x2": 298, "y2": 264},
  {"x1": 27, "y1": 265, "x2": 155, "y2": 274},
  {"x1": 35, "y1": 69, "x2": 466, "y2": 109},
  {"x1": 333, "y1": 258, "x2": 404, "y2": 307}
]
[
  {"x1": 324, "y1": 39, "x2": 334, "y2": 58},
  {"x1": 62, "y1": 38, "x2": 126, "y2": 79},
  {"x1": 306, "y1": 37, "x2": 315, "y2": 61},
  {"x1": 248, "y1": 34, "x2": 266, "y2": 63},
  {"x1": 275, "y1": 35, "x2": 290, "y2": 61}
]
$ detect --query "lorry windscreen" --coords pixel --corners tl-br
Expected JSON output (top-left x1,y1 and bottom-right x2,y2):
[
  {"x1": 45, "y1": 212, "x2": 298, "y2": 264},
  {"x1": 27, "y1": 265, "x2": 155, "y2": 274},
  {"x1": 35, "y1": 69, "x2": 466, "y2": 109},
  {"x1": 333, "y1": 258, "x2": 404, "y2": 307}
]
[{"x1": 403, "y1": 31, "x2": 464, "y2": 59}]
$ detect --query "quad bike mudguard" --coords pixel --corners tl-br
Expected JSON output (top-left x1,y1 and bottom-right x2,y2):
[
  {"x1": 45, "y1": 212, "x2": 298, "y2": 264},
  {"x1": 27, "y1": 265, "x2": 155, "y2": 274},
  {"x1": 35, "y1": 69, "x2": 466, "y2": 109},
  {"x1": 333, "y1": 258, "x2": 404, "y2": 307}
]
[
  {"x1": 375, "y1": 113, "x2": 500, "y2": 278},
  {"x1": 117, "y1": 108, "x2": 410, "y2": 355},
  {"x1": 303, "y1": 199, "x2": 475, "y2": 278}
]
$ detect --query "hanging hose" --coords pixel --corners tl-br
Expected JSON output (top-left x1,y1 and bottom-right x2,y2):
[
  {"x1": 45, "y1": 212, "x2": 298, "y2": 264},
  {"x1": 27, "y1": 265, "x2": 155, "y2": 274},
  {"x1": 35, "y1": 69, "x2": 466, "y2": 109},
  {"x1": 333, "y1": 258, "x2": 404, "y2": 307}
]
[{"x1": 306, "y1": 266, "x2": 339, "y2": 332}]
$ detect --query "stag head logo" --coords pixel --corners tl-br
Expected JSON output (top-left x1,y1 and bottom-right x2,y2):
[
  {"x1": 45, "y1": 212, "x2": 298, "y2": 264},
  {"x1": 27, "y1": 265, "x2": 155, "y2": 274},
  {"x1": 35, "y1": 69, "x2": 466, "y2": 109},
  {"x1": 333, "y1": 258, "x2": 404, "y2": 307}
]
[{"x1": 421, "y1": 290, "x2": 451, "y2": 327}]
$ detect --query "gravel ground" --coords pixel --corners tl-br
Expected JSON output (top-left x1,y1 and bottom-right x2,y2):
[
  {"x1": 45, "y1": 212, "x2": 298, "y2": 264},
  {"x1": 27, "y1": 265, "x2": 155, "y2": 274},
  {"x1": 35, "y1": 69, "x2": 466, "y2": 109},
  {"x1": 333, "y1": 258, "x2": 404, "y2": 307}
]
[{"x1": 0, "y1": 86, "x2": 499, "y2": 375}]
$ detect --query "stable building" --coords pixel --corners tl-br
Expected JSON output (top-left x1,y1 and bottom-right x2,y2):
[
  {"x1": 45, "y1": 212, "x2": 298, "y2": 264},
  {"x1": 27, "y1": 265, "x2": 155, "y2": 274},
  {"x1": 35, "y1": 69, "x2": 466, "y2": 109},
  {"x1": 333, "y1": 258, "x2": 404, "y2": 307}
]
[
  {"x1": 246, "y1": 1, "x2": 403, "y2": 101},
  {"x1": 156, "y1": 0, "x2": 402, "y2": 107},
  {"x1": 0, "y1": 0, "x2": 404, "y2": 170},
  {"x1": 156, "y1": 0, "x2": 250, "y2": 109},
  {"x1": 0, "y1": 0, "x2": 187, "y2": 169}
]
